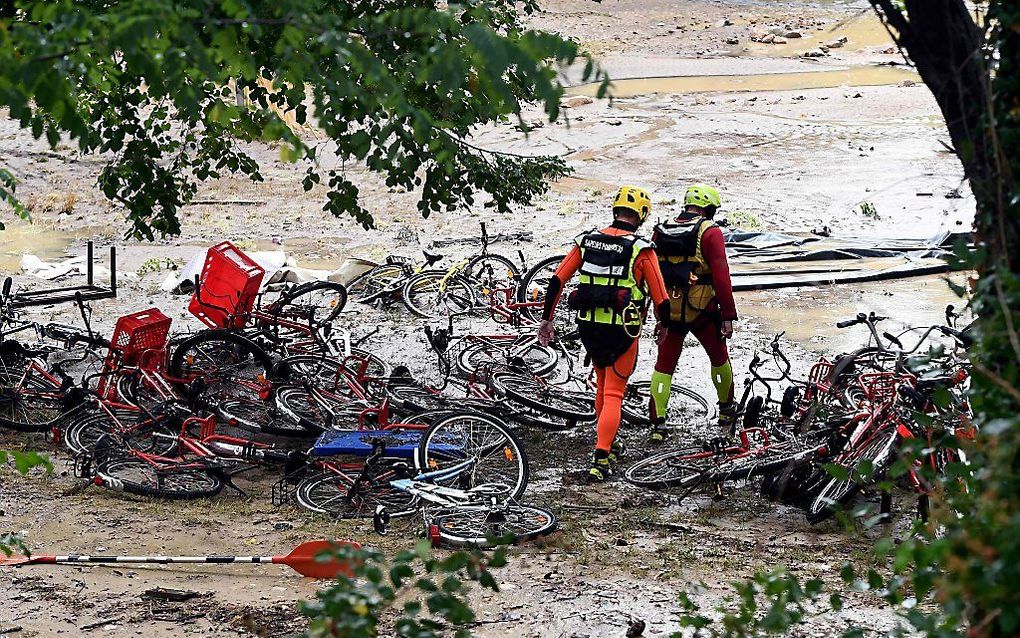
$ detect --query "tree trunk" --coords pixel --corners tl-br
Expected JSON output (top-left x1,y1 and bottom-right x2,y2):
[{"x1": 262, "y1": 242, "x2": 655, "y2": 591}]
[{"x1": 869, "y1": 0, "x2": 1019, "y2": 259}]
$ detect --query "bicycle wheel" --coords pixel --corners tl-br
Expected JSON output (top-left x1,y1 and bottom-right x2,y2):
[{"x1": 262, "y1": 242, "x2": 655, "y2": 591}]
[
  {"x1": 112, "y1": 371, "x2": 168, "y2": 411},
  {"x1": 402, "y1": 271, "x2": 477, "y2": 319},
  {"x1": 274, "y1": 280, "x2": 348, "y2": 326},
  {"x1": 64, "y1": 409, "x2": 177, "y2": 456},
  {"x1": 417, "y1": 412, "x2": 529, "y2": 500},
  {"x1": 217, "y1": 396, "x2": 303, "y2": 436},
  {"x1": 432, "y1": 504, "x2": 557, "y2": 548},
  {"x1": 624, "y1": 447, "x2": 718, "y2": 490},
  {"x1": 620, "y1": 381, "x2": 714, "y2": 426},
  {"x1": 517, "y1": 255, "x2": 576, "y2": 328},
  {"x1": 0, "y1": 365, "x2": 66, "y2": 432},
  {"x1": 491, "y1": 371, "x2": 595, "y2": 421},
  {"x1": 456, "y1": 337, "x2": 557, "y2": 378},
  {"x1": 295, "y1": 468, "x2": 417, "y2": 519},
  {"x1": 504, "y1": 402, "x2": 582, "y2": 431},
  {"x1": 168, "y1": 331, "x2": 274, "y2": 404},
  {"x1": 274, "y1": 385, "x2": 366, "y2": 432},
  {"x1": 464, "y1": 254, "x2": 520, "y2": 301},
  {"x1": 349, "y1": 348, "x2": 392, "y2": 382},
  {"x1": 279, "y1": 354, "x2": 358, "y2": 395},
  {"x1": 828, "y1": 348, "x2": 898, "y2": 388},
  {"x1": 712, "y1": 438, "x2": 825, "y2": 483},
  {"x1": 347, "y1": 264, "x2": 407, "y2": 304},
  {"x1": 96, "y1": 457, "x2": 223, "y2": 499},
  {"x1": 805, "y1": 426, "x2": 900, "y2": 524},
  {"x1": 387, "y1": 383, "x2": 450, "y2": 413}
]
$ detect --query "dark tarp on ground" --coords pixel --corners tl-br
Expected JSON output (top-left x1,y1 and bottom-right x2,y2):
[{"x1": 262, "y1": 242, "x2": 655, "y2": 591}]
[{"x1": 715, "y1": 230, "x2": 970, "y2": 291}]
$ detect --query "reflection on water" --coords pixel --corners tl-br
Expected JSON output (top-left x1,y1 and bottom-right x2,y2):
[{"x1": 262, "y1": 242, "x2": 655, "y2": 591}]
[{"x1": 570, "y1": 66, "x2": 918, "y2": 98}]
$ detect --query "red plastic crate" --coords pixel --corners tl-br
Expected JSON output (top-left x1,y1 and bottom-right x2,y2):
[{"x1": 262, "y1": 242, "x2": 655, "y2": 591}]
[
  {"x1": 189, "y1": 242, "x2": 265, "y2": 328},
  {"x1": 110, "y1": 308, "x2": 173, "y2": 365},
  {"x1": 97, "y1": 308, "x2": 172, "y2": 400}
]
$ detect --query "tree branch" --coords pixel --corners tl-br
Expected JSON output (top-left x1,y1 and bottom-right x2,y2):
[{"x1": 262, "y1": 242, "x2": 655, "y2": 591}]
[{"x1": 972, "y1": 360, "x2": 1020, "y2": 406}]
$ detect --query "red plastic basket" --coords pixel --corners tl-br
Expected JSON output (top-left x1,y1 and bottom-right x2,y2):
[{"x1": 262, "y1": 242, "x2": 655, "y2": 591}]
[
  {"x1": 189, "y1": 242, "x2": 265, "y2": 328},
  {"x1": 97, "y1": 308, "x2": 172, "y2": 400},
  {"x1": 110, "y1": 308, "x2": 172, "y2": 365}
]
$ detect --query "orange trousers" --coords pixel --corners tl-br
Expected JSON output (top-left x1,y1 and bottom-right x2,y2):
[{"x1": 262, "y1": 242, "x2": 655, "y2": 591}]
[{"x1": 593, "y1": 338, "x2": 639, "y2": 453}]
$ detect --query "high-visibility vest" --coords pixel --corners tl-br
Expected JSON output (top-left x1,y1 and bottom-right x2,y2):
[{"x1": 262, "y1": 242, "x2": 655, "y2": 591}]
[
  {"x1": 654, "y1": 217, "x2": 717, "y2": 326},
  {"x1": 573, "y1": 230, "x2": 650, "y2": 326}
]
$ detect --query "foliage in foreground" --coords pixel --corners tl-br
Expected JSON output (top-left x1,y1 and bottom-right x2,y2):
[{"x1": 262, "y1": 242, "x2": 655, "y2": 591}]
[
  {"x1": 301, "y1": 540, "x2": 505, "y2": 638},
  {"x1": 0, "y1": 0, "x2": 606, "y2": 237}
]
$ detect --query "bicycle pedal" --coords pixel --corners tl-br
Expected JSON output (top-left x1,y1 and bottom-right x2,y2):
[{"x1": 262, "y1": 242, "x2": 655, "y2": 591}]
[
  {"x1": 270, "y1": 477, "x2": 295, "y2": 506},
  {"x1": 71, "y1": 454, "x2": 93, "y2": 480}
]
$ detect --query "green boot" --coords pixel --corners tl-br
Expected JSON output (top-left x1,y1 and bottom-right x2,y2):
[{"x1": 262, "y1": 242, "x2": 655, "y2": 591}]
[
  {"x1": 649, "y1": 417, "x2": 669, "y2": 443},
  {"x1": 718, "y1": 401, "x2": 737, "y2": 430},
  {"x1": 588, "y1": 451, "x2": 614, "y2": 483}
]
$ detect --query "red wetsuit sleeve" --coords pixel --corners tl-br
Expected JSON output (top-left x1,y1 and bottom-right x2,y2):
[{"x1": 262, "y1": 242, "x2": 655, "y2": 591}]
[
  {"x1": 702, "y1": 227, "x2": 737, "y2": 320},
  {"x1": 541, "y1": 246, "x2": 582, "y2": 321},
  {"x1": 633, "y1": 247, "x2": 668, "y2": 307}
]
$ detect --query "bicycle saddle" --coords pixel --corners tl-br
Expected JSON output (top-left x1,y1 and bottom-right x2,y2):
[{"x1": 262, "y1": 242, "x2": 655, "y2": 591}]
[{"x1": 423, "y1": 251, "x2": 444, "y2": 266}]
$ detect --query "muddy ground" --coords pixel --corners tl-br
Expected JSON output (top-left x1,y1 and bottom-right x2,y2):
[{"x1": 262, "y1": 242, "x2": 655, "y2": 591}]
[{"x1": 1, "y1": 0, "x2": 973, "y2": 636}]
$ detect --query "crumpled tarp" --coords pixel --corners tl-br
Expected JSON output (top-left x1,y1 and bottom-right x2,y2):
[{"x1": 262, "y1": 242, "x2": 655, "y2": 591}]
[
  {"x1": 160, "y1": 250, "x2": 376, "y2": 293},
  {"x1": 19, "y1": 254, "x2": 137, "y2": 281},
  {"x1": 719, "y1": 230, "x2": 970, "y2": 291}
]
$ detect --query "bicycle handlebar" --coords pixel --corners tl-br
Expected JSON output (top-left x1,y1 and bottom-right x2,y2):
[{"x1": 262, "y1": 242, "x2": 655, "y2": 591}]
[{"x1": 835, "y1": 312, "x2": 888, "y2": 330}]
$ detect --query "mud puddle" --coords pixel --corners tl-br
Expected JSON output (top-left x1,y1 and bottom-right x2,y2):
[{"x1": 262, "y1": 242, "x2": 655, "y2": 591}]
[
  {"x1": 0, "y1": 221, "x2": 75, "y2": 272},
  {"x1": 571, "y1": 66, "x2": 918, "y2": 98}
]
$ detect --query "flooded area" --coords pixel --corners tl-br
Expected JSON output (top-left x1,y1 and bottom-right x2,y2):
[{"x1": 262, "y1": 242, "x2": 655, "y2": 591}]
[
  {"x1": 734, "y1": 11, "x2": 898, "y2": 58},
  {"x1": 571, "y1": 65, "x2": 918, "y2": 98},
  {"x1": 0, "y1": 220, "x2": 75, "y2": 272},
  {"x1": 740, "y1": 273, "x2": 968, "y2": 355}
]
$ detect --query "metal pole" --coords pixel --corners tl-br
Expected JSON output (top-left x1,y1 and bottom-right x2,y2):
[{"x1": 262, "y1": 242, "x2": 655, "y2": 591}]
[
  {"x1": 109, "y1": 246, "x2": 117, "y2": 297},
  {"x1": 86, "y1": 241, "x2": 94, "y2": 287}
]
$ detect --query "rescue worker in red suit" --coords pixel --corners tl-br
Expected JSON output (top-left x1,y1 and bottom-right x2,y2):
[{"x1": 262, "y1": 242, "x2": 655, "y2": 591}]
[
  {"x1": 538, "y1": 186, "x2": 670, "y2": 482},
  {"x1": 648, "y1": 184, "x2": 737, "y2": 441}
]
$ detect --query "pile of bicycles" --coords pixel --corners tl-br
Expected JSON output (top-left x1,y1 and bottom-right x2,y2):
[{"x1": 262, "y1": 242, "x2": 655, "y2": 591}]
[
  {"x1": 345, "y1": 221, "x2": 580, "y2": 326},
  {"x1": 0, "y1": 241, "x2": 559, "y2": 549},
  {"x1": 4, "y1": 233, "x2": 976, "y2": 540},
  {"x1": 624, "y1": 308, "x2": 973, "y2": 525}
]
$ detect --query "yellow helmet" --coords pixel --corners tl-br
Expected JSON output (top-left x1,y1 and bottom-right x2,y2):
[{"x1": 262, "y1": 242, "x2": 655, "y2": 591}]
[
  {"x1": 684, "y1": 184, "x2": 721, "y2": 210},
  {"x1": 612, "y1": 186, "x2": 652, "y2": 223}
]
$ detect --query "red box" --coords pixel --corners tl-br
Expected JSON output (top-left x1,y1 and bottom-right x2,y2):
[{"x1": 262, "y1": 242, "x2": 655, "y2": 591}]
[
  {"x1": 98, "y1": 308, "x2": 172, "y2": 400},
  {"x1": 189, "y1": 242, "x2": 265, "y2": 328},
  {"x1": 110, "y1": 308, "x2": 173, "y2": 365}
]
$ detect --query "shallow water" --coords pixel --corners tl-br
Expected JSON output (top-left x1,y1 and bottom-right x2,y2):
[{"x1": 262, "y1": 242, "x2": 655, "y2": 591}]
[
  {"x1": 731, "y1": 11, "x2": 896, "y2": 59},
  {"x1": 570, "y1": 66, "x2": 918, "y2": 98},
  {"x1": 739, "y1": 274, "x2": 970, "y2": 354},
  {"x1": 0, "y1": 221, "x2": 74, "y2": 272}
]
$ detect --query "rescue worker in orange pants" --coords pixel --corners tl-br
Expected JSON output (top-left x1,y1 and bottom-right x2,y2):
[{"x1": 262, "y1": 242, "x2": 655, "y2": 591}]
[
  {"x1": 648, "y1": 184, "x2": 738, "y2": 441},
  {"x1": 538, "y1": 186, "x2": 670, "y2": 482}
]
